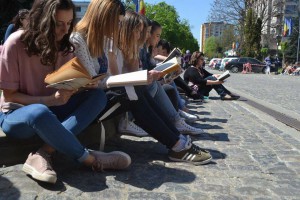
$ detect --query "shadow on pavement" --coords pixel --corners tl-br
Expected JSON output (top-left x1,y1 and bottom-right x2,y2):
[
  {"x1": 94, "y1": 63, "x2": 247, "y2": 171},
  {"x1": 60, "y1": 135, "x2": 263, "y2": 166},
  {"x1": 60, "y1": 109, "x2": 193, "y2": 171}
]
[
  {"x1": 0, "y1": 176, "x2": 21, "y2": 199},
  {"x1": 114, "y1": 162, "x2": 196, "y2": 191}
]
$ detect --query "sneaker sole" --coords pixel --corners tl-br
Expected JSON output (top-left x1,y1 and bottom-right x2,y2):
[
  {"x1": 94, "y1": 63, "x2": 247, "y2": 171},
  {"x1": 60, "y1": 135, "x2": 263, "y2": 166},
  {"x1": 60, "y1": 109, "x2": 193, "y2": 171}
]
[
  {"x1": 22, "y1": 163, "x2": 57, "y2": 184},
  {"x1": 168, "y1": 156, "x2": 212, "y2": 165},
  {"x1": 118, "y1": 130, "x2": 148, "y2": 137},
  {"x1": 179, "y1": 130, "x2": 205, "y2": 135}
]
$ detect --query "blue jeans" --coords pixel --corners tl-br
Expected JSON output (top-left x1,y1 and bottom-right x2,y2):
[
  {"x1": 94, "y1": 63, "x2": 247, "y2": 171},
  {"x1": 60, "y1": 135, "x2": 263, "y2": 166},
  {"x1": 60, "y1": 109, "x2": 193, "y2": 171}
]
[
  {"x1": 169, "y1": 81, "x2": 185, "y2": 109},
  {"x1": 0, "y1": 89, "x2": 107, "y2": 162},
  {"x1": 147, "y1": 81, "x2": 180, "y2": 121}
]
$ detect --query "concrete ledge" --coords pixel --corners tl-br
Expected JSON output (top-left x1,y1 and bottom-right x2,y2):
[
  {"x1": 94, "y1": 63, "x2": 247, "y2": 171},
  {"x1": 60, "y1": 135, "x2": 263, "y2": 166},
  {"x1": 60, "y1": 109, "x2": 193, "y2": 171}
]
[{"x1": 0, "y1": 117, "x2": 119, "y2": 167}]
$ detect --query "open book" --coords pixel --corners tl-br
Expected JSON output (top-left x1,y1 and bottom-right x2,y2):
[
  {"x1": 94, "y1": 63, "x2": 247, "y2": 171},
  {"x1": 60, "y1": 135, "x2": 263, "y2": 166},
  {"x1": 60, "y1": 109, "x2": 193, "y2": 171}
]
[
  {"x1": 162, "y1": 47, "x2": 182, "y2": 63},
  {"x1": 106, "y1": 70, "x2": 148, "y2": 88},
  {"x1": 217, "y1": 70, "x2": 230, "y2": 81},
  {"x1": 45, "y1": 57, "x2": 107, "y2": 90},
  {"x1": 154, "y1": 57, "x2": 181, "y2": 77}
]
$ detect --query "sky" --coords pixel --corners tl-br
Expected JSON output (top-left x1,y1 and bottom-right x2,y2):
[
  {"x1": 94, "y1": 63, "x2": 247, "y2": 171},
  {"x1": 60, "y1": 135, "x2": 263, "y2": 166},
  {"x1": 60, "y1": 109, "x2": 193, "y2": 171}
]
[
  {"x1": 72, "y1": 0, "x2": 214, "y2": 44},
  {"x1": 145, "y1": 0, "x2": 214, "y2": 44}
]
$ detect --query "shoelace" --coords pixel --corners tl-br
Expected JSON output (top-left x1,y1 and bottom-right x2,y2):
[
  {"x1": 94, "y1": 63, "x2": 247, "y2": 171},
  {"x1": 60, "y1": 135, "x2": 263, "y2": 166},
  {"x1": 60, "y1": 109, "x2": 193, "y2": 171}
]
[{"x1": 129, "y1": 121, "x2": 145, "y2": 132}]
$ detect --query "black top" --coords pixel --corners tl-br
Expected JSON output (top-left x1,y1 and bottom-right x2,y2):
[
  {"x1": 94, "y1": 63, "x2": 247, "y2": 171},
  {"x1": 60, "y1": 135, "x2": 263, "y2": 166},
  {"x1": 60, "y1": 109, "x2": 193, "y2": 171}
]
[{"x1": 183, "y1": 66, "x2": 212, "y2": 88}]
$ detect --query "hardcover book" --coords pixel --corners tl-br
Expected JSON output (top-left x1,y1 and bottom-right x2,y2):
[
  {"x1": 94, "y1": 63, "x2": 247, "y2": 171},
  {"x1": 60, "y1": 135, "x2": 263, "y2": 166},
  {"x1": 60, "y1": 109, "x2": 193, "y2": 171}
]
[
  {"x1": 217, "y1": 70, "x2": 230, "y2": 81},
  {"x1": 154, "y1": 57, "x2": 181, "y2": 76},
  {"x1": 162, "y1": 48, "x2": 182, "y2": 63},
  {"x1": 106, "y1": 70, "x2": 148, "y2": 88},
  {"x1": 45, "y1": 57, "x2": 107, "y2": 90}
]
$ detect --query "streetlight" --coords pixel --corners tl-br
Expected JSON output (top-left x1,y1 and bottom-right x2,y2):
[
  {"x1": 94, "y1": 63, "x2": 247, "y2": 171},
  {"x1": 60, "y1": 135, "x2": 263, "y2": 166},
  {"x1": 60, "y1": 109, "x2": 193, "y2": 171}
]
[{"x1": 276, "y1": 35, "x2": 282, "y2": 74}]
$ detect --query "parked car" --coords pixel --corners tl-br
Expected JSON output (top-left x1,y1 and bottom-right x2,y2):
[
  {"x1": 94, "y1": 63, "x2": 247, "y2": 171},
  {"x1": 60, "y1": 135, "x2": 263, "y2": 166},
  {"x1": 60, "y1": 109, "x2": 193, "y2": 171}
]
[
  {"x1": 224, "y1": 57, "x2": 274, "y2": 73},
  {"x1": 220, "y1": 57, "x2": 239, "y2": 71},
  {"x1": 208, "y1": 58, "x2": 222, "y2": 69}
]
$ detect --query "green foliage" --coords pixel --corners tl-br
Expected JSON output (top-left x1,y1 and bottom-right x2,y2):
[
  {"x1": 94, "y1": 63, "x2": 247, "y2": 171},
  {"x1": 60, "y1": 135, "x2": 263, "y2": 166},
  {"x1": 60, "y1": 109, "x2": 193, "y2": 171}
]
[
  {"x1": 243, "y1": 8, "x2": 262, "y2": 58},
  {"x1": 204, "y1": 36, "x2": 221, "y2": 58},
  {"x1": 219, "y1": 26, "x2": 236, "y2": 51},
  {"x1": 284, "y1": 18, "x2": 299, "y2": 63},
  {"x1": 260, "y1": 47, "x2": 268, "y2": 58},
  {"x1": 145, "y1": 2, "x2": 199, "y2": 52}
]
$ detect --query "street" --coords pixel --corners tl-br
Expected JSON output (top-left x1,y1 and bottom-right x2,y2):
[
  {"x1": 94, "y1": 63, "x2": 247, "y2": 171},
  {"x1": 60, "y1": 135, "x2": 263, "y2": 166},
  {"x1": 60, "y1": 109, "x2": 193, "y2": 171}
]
[{"x1": 0, "y1": 72, "x2": 300, "y2": 200}]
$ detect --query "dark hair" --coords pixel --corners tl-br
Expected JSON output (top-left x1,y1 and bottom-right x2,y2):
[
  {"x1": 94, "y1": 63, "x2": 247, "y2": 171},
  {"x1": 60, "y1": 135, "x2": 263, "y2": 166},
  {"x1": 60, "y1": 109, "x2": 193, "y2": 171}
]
[
  {"x1": 150, "y1": 20, "x2": 161, "y2": 34},
  {"x1": 11, "y1": 9, "x2": 29, "y2": 31},
  {"x1": 189, "y1": 51, "x2": 204, "y2": 66},
  {"x1": 21, "y1": 0, "x2": 75, "y2": 66},
  {"x1": 157, "y1": 39, "x2": 171, "y2": 54}
]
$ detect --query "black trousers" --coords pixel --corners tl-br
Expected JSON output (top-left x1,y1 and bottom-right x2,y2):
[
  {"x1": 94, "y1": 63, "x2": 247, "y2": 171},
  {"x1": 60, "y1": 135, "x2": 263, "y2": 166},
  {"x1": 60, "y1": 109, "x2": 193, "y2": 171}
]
[{"x1": 100, "y1": 85, "x2": 180, "y2": 149}]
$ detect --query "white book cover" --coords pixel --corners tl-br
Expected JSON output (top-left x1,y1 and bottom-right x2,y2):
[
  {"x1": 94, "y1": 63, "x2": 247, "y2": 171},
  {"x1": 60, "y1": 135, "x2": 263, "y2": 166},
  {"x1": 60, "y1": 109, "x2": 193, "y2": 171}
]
[{"x1": 106, "y1": 70, "x2": 148, "y2": 88}]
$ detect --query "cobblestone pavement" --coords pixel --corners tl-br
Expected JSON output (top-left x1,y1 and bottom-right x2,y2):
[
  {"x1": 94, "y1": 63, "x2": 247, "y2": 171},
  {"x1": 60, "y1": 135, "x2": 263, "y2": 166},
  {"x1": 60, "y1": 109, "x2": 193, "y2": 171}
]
[
  {"x1": 219, "y1": 71, "x2": 300, "y2": 117},
  {"x1": 1, "y1": 74, "x2": 300, "y2": 199}
]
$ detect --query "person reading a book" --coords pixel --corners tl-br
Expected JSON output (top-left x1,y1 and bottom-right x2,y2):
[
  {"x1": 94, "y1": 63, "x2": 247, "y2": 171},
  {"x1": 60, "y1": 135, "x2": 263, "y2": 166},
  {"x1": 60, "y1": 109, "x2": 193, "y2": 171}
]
[
  {"x1": 183, "y1": 51, "x2": 240, "y2": 101},
  {"x1": 156, "y1": 39, "x2": 203, "y2": 103},
  {"x1": 0, "y1": 0, "x2": 131, "y2": 184},
  {"x1": 141, "y1": 20, "x2": 202, "y2": 125},
  {"x1": 71, "y1": 6, "x2": 212, "y2": 165}
]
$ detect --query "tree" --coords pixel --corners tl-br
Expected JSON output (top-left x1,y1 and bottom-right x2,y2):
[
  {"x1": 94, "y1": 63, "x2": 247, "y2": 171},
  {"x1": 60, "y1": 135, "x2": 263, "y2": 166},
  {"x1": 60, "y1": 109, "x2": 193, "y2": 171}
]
[
  {"x1": 204, "y1": 36, "x2": 219, "y2": 58},
  {"x1": 145, "y1": 2, "x2": 199, "y2": 52},
  {"x1": 207, "y1": 0, "x2": 250, "y2": 51},
  {"x1": 219, "y1": 26, "x2": 236, "y2": 52},
  {"x1": 243, "y1": 8, "x2": 262, "y2": 58},
  {"x1": 284, "y1": 17, "x2": 299, "y2": 63}
]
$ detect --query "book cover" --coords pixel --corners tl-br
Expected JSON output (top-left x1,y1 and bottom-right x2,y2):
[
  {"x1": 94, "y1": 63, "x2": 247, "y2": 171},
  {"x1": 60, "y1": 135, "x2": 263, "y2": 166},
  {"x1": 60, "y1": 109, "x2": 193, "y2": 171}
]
[
  {"x1": 106, "y1": 70, "x2": 148, "y2": 88},
  {"x1": 162, "y1": 48, "x2": 182, "y2": 64},
  {"x1": 154, "y1": 57, "x2": 181, "y2": 76},
  {"x1": 217, "y1": 70, "x2": 230, "y2": 81},
  {"x1": 45, "y1": 57, "x2": 107, "y2": 90}
]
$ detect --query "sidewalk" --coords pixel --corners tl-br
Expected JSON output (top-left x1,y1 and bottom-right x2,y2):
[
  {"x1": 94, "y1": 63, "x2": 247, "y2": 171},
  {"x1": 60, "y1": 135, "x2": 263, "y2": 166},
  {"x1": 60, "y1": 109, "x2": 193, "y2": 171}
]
[{"x1": 1, "y1": 90, "x2": 300, "y2": 199}]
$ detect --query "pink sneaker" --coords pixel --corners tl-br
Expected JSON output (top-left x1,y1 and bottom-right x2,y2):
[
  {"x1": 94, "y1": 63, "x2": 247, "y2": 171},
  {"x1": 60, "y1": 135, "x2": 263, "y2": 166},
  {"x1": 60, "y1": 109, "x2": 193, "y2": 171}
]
[
  {"x1": 90, "y1": 150, "x2": 131, "y2": 171},
  {"x1": 22, "y1": 150, "x2": 57, "y2": 184}
]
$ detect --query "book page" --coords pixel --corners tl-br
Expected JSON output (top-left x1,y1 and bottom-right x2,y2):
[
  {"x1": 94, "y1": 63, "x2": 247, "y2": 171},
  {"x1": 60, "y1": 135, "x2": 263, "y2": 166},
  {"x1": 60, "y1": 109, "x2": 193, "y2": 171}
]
[
  {"x1": 218, "y1": 70, "x2": 230, "y2": 81},
  {"x1": 162, "y1": 48, "x2": 182, "y2": 63},
  {"x1": 106, "y1": 70, "x2": 148, "y2": 88},
  {"x1": 154, "y1": 57, "x2": 181, "y2": 76},
  {"x1": 46, "y1": 78, "x2": 90, "y2": 90}
]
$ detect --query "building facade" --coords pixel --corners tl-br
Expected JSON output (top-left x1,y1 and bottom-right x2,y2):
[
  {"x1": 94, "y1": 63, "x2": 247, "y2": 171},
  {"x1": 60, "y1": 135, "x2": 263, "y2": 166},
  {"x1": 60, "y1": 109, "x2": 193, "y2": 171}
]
[
  {"x1": 72, "y1": 0, "x2": 90, "y2": 23},
  {"x1": 199, "y1": 22, "x2": 234, "y2": 53},
  {"x1": 252, "y1": 0, "x2": 299, "y2": 51}
]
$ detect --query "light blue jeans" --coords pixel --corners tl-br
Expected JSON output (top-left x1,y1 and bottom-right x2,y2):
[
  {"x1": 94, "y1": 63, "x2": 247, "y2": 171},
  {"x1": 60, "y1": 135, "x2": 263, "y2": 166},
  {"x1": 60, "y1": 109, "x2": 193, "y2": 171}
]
[
  {"x1": 0, "y1": 89, "x2": 107, "y2": 163},
  {"x1": 147, "y1": 81, "x2": 180, "y2": 122},
  {"x1": 170, "y1": 81, "x2": 185, "y2": 110}
]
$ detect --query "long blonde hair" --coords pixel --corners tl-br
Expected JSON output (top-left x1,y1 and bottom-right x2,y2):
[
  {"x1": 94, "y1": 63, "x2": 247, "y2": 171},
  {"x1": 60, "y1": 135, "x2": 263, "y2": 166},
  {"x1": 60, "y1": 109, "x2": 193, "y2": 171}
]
[
  {"x1": 74, "y1": 0, "x2": 125, "y2": 58},
  {"x1": 118, "y1": 10, "x2": 143, "y2": 62}
]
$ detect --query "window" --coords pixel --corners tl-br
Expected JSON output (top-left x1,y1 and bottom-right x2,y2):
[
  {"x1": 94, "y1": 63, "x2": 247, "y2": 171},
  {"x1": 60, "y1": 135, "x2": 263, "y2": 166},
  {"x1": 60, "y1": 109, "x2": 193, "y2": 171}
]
[{"x1": 75, "y1": 7, "x2": 81, "y2": 12}]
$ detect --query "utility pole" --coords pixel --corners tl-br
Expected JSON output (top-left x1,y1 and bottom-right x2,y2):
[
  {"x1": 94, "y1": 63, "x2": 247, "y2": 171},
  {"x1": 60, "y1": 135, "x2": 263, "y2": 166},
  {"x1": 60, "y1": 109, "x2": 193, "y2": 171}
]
[{"x1": 297, "y1": 15, "x2": 300, "y2": 62}]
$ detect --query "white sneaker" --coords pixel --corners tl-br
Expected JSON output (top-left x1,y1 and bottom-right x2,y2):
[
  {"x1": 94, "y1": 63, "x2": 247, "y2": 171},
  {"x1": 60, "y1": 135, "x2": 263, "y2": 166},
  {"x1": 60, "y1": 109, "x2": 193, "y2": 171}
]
[
  {"x1": 175, "y1": 118, "x2": 204, "y2": 135},
  {"x1": 179, "y1": 109, "x2": 198, "y2": 122},
  {"x1": 118, "y1": 117, "x2": 148, "y2": 137}
]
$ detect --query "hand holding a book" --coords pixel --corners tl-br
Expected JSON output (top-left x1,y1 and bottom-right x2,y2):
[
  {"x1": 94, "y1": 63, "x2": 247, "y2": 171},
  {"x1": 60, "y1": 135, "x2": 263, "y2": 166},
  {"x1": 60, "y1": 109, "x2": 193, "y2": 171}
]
[
  {"x1": 51, "y1": 89, "x2": 77, "y2": 106},
  {"x1": 148, "y1": 70, "x2": 164, "y2": 83}
]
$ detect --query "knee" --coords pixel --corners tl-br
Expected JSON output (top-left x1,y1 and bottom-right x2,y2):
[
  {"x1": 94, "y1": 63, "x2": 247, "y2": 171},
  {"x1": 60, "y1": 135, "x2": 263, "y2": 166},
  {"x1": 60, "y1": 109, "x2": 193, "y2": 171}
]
[
  {"x1": 91, "y1": 89, "x2": 107, "y2": 111},
  {"x1": 27, "y1": 104, "x2": 53, "y2": 123}
]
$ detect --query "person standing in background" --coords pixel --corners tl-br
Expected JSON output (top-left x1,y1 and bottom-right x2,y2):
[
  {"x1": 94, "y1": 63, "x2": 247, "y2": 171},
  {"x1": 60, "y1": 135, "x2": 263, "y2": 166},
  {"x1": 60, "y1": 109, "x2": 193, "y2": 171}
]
[{"x1": 4, "y1": 9, "x2": 29, "y2": 42}]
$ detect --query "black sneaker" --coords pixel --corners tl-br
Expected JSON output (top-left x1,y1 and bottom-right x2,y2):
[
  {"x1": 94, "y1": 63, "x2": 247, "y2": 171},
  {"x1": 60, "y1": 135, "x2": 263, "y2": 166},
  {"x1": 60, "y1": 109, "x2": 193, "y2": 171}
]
[
  {"x1": 168, "y1": 142, "x2": 212, "y2": 165},
  {"x1": 186, "y1": 91, "x2": 203, "y2": 102}
]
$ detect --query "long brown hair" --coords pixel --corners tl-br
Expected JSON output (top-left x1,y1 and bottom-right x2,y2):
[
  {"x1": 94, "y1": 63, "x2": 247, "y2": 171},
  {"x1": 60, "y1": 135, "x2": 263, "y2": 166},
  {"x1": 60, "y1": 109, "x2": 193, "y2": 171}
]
[
  {"x1": 74, "y1": 0, "x2": 125, "y2": 58},
  {"x1": 118, "y1": 10, "x2": 143, "y2": 62},
  {"x1": 21, "y1": 0, "x2": 75, "y2": 66}
]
